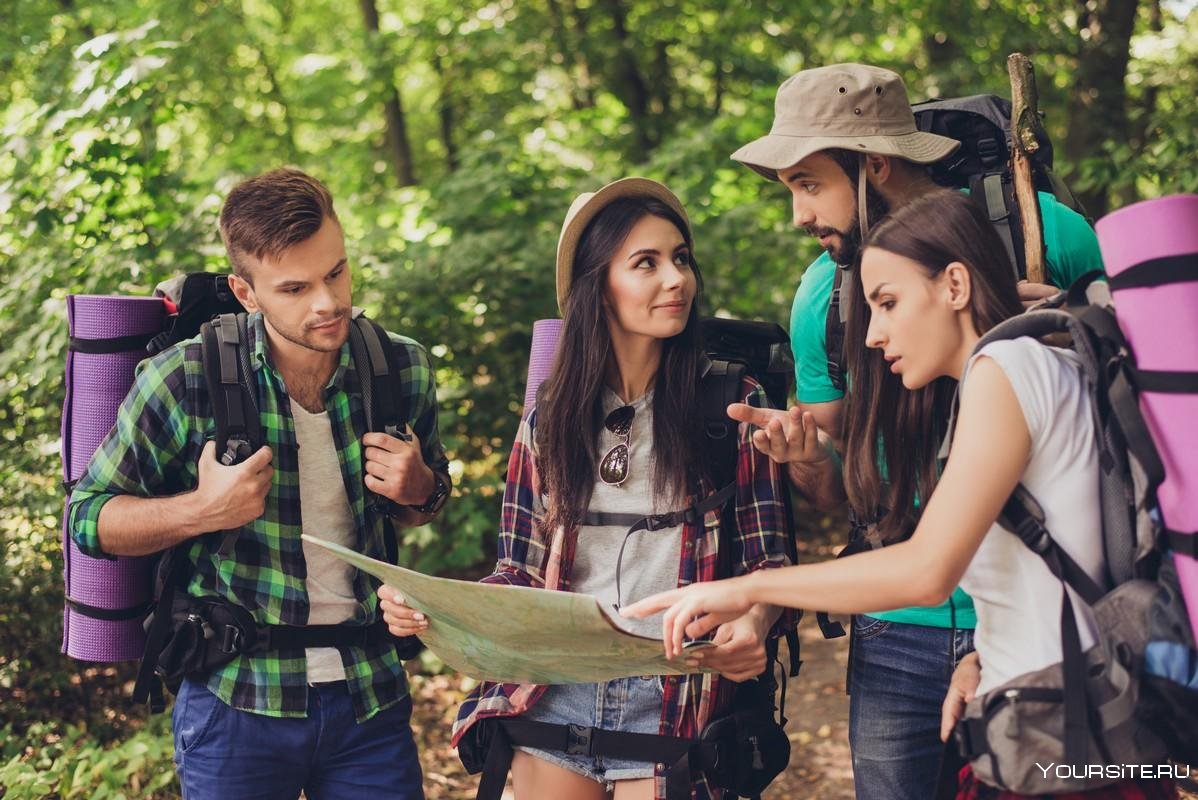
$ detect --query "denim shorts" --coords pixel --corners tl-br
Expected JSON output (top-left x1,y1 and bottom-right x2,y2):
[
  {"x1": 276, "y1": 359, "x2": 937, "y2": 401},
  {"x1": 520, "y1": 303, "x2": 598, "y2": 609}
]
[{"x1": 516, "y1": 675, "x2": 665, "y2": 787}]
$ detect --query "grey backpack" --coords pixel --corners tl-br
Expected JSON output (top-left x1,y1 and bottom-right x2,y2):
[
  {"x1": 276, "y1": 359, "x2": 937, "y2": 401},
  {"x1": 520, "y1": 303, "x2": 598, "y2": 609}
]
[{"x1": 946, "y1": 274, "x2": 1197, "y2": 792}]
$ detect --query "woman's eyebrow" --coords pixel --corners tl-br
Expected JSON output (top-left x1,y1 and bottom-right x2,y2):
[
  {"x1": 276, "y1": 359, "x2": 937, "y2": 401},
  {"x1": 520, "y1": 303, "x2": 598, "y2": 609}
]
[{"x1": 867, "y1": 282, "x2": 893, "y2": 301}]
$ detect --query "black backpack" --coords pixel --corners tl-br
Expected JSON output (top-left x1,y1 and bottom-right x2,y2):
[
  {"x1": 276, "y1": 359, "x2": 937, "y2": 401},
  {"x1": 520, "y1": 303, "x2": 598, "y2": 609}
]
[
  {"x1": 824, "y1": 94, "x2": 1087, "y2": 392},
  {"x1": 126, "y1": 273, "x2": 424, "y2": 711},
  {"x1": 463, "y1": 318, "x2": 806, "y2": 800}
]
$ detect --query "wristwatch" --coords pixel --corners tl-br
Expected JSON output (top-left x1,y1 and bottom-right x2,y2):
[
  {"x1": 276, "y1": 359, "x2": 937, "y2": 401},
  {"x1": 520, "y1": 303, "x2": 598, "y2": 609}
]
[{"x1": 411, "y1": 471, "x2": 450, "y2": 515}]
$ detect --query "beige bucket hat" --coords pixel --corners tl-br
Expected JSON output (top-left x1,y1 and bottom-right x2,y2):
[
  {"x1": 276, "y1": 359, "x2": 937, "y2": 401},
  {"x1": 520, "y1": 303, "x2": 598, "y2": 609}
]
[
  {"x1": 732, "y1": 63, "x2": 960, "y2": 181},
  {"x1": 555, "y1": 177, "x2": 690, "y2": 314}
]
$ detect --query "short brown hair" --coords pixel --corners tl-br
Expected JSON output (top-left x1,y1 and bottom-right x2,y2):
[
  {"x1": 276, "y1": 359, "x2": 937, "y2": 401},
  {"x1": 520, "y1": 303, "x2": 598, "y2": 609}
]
[{"x1": 219, "y1": 167, "x2": 338, "y2": 282}]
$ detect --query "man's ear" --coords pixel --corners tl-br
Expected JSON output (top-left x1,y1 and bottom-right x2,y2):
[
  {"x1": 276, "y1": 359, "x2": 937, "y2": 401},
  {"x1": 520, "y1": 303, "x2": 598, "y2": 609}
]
[
  {"x1": 865, "y1": 153, "x2": 892, "y2": 186},
  {"x1": 229, "y1": 272, "x2": 259, "y2": 312},
  {"x1": 943, "y1": 261, "x2": 972, "y2": 311}
]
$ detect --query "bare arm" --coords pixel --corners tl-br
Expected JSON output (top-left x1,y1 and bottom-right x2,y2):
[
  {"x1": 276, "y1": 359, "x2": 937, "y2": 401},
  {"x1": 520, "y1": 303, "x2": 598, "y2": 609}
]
[{"x1": 627, "y1": 358, "x2": 1031, "y2": 655}]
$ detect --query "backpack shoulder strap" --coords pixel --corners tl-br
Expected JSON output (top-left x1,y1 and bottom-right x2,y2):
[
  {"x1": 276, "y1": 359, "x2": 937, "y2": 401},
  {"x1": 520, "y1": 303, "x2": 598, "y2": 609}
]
[
  {"x1": 348, "y1": 314, "x2": 412, "y2": 439},
  {"x1": 970, "y1": 172, "x2": 1026, "y2": 281},
  {"x1": 698, "y1": 357, "x2": 744, "y2": 492},
  {"x1": 998, "y1": 485, "x2": 1106, "y2": 604},
  {"x1": 699, "y1": 359, "x2": 806, "y2": 678},
  {"x1": 200, "y1": 312, "x2": 262, "y2": 559},
  {"x1": 825, "y1": 266, "x2": 848, "y2": 393},
  {"x1": 347, "y1": 314, "x2": 419, "y2": 566},
  {"x1": 201, "y1": 312, "x2": 262, "y2": 465}
]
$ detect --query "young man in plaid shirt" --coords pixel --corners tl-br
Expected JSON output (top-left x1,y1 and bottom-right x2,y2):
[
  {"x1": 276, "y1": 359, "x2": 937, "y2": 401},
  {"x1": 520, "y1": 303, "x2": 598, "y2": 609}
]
[{"x1": 68, "y1": 168, "x2": 450, "y2": 799}]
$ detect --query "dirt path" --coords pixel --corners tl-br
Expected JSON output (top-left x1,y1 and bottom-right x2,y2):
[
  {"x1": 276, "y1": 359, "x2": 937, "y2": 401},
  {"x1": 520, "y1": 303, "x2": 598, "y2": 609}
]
[{"x1": 765, "y1": 617, "x2": 854, "y2": 799}]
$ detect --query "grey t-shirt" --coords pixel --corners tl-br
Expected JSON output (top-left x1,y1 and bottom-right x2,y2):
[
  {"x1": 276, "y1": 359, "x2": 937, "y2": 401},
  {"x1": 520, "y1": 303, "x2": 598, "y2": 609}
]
[{"x1": 572, "y1": 389, "x2": 683, "y2": 638}]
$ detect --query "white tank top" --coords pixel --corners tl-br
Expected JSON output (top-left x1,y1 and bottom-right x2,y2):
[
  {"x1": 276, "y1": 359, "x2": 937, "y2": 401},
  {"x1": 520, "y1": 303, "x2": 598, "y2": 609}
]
[{"x1": 958, "y1": 338, "x2": 1105, "y2": 694}]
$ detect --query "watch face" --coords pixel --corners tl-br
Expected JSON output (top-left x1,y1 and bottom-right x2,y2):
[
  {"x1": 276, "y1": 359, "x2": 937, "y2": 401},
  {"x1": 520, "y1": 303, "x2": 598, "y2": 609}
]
[{"x1": 420, "y1": 475, "x2": 449, "y2": 513}]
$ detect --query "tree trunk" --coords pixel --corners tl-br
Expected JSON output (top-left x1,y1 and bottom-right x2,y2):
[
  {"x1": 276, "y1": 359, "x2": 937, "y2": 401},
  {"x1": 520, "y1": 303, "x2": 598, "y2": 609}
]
[
  {"x1": 432, "y1": 52, "x2": 458, "y2": 172},
  {"x1": 651, "y1": 39, "x2": 671, "y2": 118},
  {"x1": 1116, "y1": 0, "x2": 1161, "y2": 207},
  {"x1": 713, "y1": 59, "x2": 724, "y2": 114},
  {"x1": 566, "y1": 0, "x2": 596, "y2": 108},
  {"x1": 599, "y1": 0, "x2": 652, "y2": 159},
  {"x1": 1063, "y1": 0, "x2": 1139, "y2": 216},
  {"x1": 359, "y1": 0, "x2": 417, "y2": 187},
  {"x1": 544, "y1": 0, "x2": 584, "y2": 110}
]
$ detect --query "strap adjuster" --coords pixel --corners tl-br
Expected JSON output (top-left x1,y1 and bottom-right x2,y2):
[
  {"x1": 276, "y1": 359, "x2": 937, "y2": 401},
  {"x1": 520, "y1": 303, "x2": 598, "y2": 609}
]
[
  {"x1": 220, "y1": 624, "x2": 244, "y2": 654},
  {"x1": 220, "y1": 436, "x2": 253, "y2": 466},
  {"x1": 1014, "y1": 517, "x2": 1052, "y2": 554},
  {"x1": 565, "y1": 724, "x2": 593, "y2": 756},
  {"x1": 647, "y1": 513, "x2": 677, "y2": 531}
]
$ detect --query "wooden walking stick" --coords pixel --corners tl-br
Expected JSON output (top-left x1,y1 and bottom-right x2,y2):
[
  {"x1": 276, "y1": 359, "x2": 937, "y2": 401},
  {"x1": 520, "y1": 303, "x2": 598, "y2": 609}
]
[{"x1": 1007, "y1": 52, "x2": 1047, "y2": 284}]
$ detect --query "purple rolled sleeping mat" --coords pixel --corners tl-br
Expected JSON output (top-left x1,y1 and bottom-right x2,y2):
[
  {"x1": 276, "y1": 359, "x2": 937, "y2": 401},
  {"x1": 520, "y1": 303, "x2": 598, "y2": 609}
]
[
  {"x1": 522, "y1": 319, "x2": 563, "y2": 409},
  {"x1": 62, "y1": 295, "x2": 166, "y2": 661},
  {"x1": 1095, "y1": 194, "x2": 1198, "y2": 645}
]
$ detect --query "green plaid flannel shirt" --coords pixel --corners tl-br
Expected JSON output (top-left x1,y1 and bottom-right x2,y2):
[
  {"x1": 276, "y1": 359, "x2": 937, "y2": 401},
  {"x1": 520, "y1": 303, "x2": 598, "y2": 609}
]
[{"x1": 69, "y1": 312, "x2": 449, "y2": 720}]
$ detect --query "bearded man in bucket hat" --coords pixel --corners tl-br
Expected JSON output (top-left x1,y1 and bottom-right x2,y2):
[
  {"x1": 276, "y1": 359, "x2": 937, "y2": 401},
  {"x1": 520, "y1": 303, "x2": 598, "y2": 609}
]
[{"x1": 723, "y1": 64, "x2": 1104, "y2": 799}]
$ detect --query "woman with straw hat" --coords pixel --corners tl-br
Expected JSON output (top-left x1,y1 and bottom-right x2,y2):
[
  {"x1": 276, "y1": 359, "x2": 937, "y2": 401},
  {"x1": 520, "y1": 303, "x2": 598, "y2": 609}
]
[{"x1": 383, "y1": 177, "x2": 794, "y2": 799}]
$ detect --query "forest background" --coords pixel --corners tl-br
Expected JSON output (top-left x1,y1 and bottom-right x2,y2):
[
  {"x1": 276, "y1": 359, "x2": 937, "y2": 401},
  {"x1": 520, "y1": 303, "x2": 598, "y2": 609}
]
[{"x1": 2, "y1": 0, "x2": 1196, "y2": 796}]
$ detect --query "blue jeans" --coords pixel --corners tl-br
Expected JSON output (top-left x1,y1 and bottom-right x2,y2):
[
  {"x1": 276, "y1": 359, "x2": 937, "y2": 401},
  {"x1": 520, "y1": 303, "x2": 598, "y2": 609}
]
[
  {"x1": 848, "y1": 615, "x2": 975, "y2": 800},
  {"x1": 517, "y1": 676, "x2": 664, "y2": 787},
  {"x1": 172, "y1": 678, "x2": 424, "y2": 800}
]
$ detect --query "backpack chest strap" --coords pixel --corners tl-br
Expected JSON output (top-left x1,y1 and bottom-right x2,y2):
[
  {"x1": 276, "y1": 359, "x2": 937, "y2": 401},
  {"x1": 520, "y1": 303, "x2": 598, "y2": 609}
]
[{"x1": 579, "y1": 482, "x2": 736, "y2": 532}]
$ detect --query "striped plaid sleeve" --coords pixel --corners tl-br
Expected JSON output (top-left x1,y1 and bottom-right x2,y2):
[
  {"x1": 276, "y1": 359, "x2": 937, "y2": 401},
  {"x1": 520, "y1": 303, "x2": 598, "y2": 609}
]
[
  {"x1": 734, "y1": 380, "x2": 802, "y2": 636},
  {"x1": 732, "y1": 381, "x2": 793, "y2": 574},
  {"x1": 484, "y1": 409, "x2": 547, "y2": 588},
  {"x1": 67, "y1": 346, "x2": 195, "y2": 559},
  {"x1": 388, "y1": 333, "x2": 449, "y2": 478}
]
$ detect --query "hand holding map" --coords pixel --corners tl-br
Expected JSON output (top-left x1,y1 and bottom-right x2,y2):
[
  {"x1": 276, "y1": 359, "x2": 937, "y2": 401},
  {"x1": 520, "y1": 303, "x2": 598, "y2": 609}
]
[{"x1": 302, "y1": 535, "x2": 711, "y2": 685}]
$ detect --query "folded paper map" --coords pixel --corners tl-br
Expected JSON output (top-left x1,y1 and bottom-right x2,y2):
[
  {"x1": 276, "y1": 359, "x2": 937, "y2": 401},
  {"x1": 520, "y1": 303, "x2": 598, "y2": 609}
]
[{"x1": 302, "y1": 535, "x2": 712, "y2": 685}]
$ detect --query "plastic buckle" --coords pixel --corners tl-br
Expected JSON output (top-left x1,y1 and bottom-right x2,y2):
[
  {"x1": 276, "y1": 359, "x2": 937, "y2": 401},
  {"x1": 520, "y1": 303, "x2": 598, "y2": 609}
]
[
  {"x1": 385, "y1": 424, "x2": 412, "y2": 443},
  {"x1": 565, "y1": 724, "x2": 593, "y2": 756},
  {"x1": 220, "y1": 436, "x2": 252, "y2": 466},
  {"x1": 1015, "y1": 517, "x2": 1052, "y2": 554},
  {"x1": 647, "y1": 513, "x2": 675, "y2": 531},
  {"x1": 220, "y1": 624, "x2": 244, "y2": 654}
]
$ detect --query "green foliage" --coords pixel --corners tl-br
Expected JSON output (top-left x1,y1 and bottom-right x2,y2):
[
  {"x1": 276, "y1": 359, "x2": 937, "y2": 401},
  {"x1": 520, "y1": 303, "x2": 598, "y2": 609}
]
[
  {"x1": 0, "y1": 717, "x2": 177, "y2": 799},
  {"x1": 1, "y1": 0, "x2": 1195, "y2": 787}
]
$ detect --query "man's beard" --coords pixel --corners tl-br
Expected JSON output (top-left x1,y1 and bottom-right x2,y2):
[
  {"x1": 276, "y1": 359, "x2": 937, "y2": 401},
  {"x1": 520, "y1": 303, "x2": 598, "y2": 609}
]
[
  {"x1": 809, "y1": 183, "x2": 890, "y2": 266},
  {"x1": 266, "y1": 308, "x2": 351, "y2": 353}
]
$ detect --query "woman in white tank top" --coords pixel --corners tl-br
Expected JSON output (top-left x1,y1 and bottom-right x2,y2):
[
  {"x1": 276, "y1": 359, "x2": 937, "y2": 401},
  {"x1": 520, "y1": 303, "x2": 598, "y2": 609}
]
[{"x1": 627, "y1": 191, "x2": 1177, "y2": 799}]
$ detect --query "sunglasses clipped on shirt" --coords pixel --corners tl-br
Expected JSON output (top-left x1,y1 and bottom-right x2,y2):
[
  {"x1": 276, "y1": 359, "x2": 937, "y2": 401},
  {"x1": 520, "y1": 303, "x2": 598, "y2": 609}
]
[{"x1": 599, "y1": 404, "x2": 635, "y2": 486}]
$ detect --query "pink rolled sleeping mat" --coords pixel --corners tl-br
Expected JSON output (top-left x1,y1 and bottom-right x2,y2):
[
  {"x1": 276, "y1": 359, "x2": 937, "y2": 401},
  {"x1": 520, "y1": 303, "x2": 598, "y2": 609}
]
[
  {"x1": 62, "y1": 295, "x2": 166, "y2": 661},
  {"x1": 1096, "y1": 194, "x2": 1198, "y2": 644},
  {"x1": 522, "y1": 319, "x2": 563, "y2": 409}
]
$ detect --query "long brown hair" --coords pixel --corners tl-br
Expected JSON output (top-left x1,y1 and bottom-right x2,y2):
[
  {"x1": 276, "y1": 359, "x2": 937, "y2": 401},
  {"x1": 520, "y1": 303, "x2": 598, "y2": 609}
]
[
  {"x1": 536, "y1": 197, "x2": 706, "y2": 533},
  {"x1": 842, "y1": 190, "x2": 1023, "y2": 539}
]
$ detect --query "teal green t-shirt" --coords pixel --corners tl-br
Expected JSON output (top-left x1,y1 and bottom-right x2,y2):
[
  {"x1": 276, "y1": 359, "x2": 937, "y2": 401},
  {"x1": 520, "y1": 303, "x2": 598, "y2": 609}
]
[{"x1": 789, "y1": 191, "x2": 1104, "y2": 628}]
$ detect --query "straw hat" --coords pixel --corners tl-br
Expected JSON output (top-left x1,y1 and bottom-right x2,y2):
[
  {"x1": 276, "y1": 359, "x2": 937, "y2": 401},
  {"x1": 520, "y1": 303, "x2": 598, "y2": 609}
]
[{"x1": 555, "y1": 177, "x2": 690, "y2": 314}]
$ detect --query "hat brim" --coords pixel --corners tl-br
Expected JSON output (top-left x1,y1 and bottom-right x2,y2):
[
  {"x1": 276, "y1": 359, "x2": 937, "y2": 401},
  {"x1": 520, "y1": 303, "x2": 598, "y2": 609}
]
[
  {"x1": 731, "y1": 131, "x2": 960, "y2": 181},
  {"x1": 555, "y1": 177, "x2": 691, "y2": 314}
]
